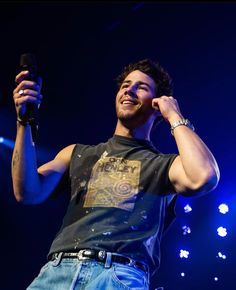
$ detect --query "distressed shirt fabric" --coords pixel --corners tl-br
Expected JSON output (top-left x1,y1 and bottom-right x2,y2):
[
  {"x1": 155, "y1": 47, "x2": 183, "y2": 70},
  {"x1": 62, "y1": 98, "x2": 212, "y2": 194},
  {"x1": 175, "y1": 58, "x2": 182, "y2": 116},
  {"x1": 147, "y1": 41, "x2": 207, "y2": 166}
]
[{"x1": 48, "y1": 135, "x2": 178, "y2": 277}]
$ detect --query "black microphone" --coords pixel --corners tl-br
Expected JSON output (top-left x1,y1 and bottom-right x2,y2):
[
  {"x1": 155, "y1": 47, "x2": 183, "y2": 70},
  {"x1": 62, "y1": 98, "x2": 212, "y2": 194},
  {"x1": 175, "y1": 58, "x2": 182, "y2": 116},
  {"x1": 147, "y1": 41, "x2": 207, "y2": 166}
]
[
  {"x1": 20, "y1": 53, "x2": 38, "y2": 83},
  {"x1": 19, "y1": 53, "x2": 40, "y2": 142}
]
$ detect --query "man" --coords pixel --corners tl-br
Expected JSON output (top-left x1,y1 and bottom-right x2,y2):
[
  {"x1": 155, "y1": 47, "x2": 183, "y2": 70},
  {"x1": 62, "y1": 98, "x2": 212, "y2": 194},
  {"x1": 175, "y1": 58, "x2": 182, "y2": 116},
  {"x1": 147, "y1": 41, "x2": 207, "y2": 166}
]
[{"x1": 12, "y1": 59, "x2": 220, "y2": 290}]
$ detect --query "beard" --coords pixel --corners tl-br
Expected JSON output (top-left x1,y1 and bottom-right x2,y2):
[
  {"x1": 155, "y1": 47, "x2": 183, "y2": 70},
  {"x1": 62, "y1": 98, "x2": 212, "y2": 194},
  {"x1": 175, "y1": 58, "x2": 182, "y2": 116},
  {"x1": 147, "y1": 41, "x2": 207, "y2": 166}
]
[
  {"x1": 116, "y1": 105, "x2": 155, "y2": 129},
  {"x1": 117, "y1": 110, "x2": 137, "y2": 121},
  {"x1": 116, "y1": 104, "x2": 141, "y2": 123}
]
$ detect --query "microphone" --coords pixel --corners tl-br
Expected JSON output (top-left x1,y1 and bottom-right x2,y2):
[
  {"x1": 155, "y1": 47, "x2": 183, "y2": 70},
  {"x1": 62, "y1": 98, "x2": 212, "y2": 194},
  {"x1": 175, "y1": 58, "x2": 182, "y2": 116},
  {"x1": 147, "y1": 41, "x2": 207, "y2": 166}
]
[
  {"x1": 19, "y1": 53, "x2": 40, "y2": 142},
  {"x1": 20, "y1": 53, "x2": 38, "y2": 83}
]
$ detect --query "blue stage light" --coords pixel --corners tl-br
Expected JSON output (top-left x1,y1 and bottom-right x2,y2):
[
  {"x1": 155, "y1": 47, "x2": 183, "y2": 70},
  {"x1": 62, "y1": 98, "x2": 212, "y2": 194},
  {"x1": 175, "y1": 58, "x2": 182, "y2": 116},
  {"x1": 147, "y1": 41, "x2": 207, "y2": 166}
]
[
  {"x1": 217, "y1": 226, "x2": 227, "y2": 237},
  {"x1": 0, "y1": 137, "x2": 14, "y2": 149},
  {"x1": 217, "y1": 252, "x2": 226, "y2": 259},
  {"x1": 182, "y1": 225, "x2": 191, "y2": 235},
  {"x1": 218, "y1": 203, "x2": 229, "y2": 214},
  {"x1": 179, "y1": 249, "x2": 190, "y2": 258},
  {"x1": 180, "y1": 272, "x2": 185, "y2": 277}
]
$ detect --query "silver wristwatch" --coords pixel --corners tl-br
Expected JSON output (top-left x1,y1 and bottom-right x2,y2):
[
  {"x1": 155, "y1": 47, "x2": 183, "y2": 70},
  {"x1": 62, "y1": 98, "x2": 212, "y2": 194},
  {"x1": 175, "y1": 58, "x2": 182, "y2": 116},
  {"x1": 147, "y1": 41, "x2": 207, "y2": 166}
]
[{"x1": 170, "y1": 118, "x2": 195, "y2": 135}]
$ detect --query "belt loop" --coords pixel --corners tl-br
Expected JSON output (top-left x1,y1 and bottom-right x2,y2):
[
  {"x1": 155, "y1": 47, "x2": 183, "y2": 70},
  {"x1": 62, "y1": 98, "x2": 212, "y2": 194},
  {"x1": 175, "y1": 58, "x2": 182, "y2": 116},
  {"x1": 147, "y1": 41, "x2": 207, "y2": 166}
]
[{"x1": 104, "y1": 252, "x2": 112, "y2": 268}]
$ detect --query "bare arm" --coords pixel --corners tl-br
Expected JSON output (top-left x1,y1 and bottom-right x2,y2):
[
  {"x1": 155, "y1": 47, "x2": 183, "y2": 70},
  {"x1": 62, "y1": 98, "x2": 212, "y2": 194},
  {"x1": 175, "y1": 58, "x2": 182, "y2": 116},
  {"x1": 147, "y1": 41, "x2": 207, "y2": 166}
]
[
  {"x1": 11, "y1": 70, "x2": 75, "y2": 204},
  {"x1": 152, "y1": 96, "x2": 220, "y2": 196},
  {"x1": 12, "y1": 125, "x2": 75, "y2": 204}
]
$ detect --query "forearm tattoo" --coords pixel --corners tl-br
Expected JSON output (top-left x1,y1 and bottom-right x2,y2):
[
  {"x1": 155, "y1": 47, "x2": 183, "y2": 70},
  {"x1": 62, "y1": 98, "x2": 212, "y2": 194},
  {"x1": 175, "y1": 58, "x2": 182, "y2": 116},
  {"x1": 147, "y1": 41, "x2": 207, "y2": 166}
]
[{"x1": 12, "y1": 150, "x2": 19, "y2": 168}]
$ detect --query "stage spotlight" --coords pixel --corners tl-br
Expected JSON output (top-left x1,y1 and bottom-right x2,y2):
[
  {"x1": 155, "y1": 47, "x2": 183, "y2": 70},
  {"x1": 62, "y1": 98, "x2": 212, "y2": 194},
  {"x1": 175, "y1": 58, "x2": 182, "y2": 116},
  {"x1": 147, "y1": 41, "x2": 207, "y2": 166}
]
[
  {"x1": 0, "y1": 136, "x2": 15, "y2": 149},
  {"x1": 180, "y1": 272, "x2": 185, "y2": 277},
  {"x1": 216, "y1": 252, "x2": 226, "y2": 259},
  {"x1": 218, "y1": 203, "x2": 229, "y2": 214},
  {"x1": 182, "y1": 225, "x2": 191, "y2": 235},
  {"x1": 214, "y1": 277, "x2": 219, "y2": 282},
  {"x1": 217, "y1": 226, "x2": 227, "y2": 237},
  {"x1": 184, "y1": 204, "x2": 192, "y2": 213},
  {"x1": 179, "y1": 249, "x2": 190, "y2": 259}
]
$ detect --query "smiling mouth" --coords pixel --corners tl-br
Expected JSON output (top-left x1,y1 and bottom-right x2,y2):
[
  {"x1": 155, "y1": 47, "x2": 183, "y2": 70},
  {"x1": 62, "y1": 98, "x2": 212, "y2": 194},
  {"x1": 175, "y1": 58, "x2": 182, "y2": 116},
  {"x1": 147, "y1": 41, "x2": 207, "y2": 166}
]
[
  {"x1": 122, "y1": 101, "x2": 135, "y2": 105},
  {"x1": 121, "y1": 99, "x2": 138, "y2": 105},
  {"x1": 120, "y1": 100, "x2": 141, "y2": 111}
]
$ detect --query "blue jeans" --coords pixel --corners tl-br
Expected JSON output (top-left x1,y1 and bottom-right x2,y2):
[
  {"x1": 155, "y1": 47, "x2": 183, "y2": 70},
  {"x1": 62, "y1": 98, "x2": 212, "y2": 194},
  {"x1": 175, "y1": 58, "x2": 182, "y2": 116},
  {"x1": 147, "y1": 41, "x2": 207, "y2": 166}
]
[{"x1": 27, "y1": 254, "x2": 149, "y2": 290}]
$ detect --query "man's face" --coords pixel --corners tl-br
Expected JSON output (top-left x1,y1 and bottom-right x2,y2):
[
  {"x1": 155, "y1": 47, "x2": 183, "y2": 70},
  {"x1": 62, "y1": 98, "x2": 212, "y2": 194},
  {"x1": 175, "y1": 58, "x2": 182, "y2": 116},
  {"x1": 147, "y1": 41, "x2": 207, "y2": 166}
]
[{"x1": 116, "y1": 70, "x2": 157, "y2": 127}]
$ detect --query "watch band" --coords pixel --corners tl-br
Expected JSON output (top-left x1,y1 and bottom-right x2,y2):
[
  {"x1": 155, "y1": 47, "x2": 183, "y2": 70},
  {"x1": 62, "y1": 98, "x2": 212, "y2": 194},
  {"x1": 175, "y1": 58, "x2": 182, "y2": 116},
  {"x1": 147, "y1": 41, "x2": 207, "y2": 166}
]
[{"x1": 170, "y1": 118, "x2": 194, "y2": 135}]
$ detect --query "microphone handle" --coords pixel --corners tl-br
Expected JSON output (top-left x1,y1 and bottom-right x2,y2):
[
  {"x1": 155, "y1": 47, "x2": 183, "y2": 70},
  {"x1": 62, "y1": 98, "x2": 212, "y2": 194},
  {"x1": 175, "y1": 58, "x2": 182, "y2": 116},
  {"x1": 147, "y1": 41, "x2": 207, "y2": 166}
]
[{"x1": 19, "y1": 53, "x2": 40, "y2": 142}]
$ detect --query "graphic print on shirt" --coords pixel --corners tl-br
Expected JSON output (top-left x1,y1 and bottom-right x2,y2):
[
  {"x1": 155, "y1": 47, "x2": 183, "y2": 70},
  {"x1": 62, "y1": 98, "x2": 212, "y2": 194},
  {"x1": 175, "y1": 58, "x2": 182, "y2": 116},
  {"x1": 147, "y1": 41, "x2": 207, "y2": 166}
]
[{"x1": 83, "y1": 155, "x2": 141, "y2": 211}]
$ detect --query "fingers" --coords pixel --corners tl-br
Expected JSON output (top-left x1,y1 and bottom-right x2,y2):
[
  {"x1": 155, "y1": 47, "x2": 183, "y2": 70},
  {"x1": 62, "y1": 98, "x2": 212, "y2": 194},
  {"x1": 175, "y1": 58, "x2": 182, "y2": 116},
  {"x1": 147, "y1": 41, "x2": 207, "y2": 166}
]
[
  {"x1": 158, "y1": 95, "x2": 175, "y2": 101},
  {"x1": 152, "y1": 96, "x2": 182, "y2": 122},
  {"x1": 152, "y1": 99, "x2": 160, "y2": 110},
  {"x1": 152, "y1": 96, "x2": 172, "y2": 108},
  {"x1": 152, "y1": 95, "x2": 176, "y2": 107},
  {"x1": 13, "y1": 70, "x2": 43, "y2": 110},
  {"x1": 13, "y1": 81, "x2": 40, "y2": 95},
  {"x1": 15, "y1": 70, "x2": 29, "y2": 84},
  {"x1": 14, "y1": 91, "x2": 43, "y2": 107}
]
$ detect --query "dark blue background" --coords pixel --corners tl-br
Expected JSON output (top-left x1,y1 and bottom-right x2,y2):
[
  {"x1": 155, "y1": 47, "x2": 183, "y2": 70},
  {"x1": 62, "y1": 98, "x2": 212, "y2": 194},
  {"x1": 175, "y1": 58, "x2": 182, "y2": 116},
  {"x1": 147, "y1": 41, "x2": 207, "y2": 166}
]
[{"x1": 0, "y1": 2, "x2": 235, "y2": 290}]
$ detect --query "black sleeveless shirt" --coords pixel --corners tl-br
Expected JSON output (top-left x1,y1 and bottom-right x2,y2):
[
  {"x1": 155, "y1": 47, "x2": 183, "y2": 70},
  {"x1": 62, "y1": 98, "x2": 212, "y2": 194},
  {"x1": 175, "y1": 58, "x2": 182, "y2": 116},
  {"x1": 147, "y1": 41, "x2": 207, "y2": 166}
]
[{"x1": 48, "y1": 135, "x2": 177, "y2": 277}]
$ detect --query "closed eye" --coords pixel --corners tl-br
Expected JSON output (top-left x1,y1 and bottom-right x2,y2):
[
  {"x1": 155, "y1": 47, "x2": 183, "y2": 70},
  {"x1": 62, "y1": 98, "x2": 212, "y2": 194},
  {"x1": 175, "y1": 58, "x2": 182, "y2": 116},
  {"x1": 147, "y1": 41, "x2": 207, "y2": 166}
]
[
  {"x1": 121, "y1": 84, "x2": 129, "y2": 89},
  {"x1": 138, "y1": 85, "x2": 148, "y2": 91}
]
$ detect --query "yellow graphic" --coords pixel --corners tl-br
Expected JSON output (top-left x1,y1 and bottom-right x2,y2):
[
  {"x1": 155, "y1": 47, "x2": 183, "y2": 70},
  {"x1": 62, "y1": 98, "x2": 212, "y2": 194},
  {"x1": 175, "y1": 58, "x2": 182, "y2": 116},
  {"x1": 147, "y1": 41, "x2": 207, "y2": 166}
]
[{"x1": 83, "y1": 156, "x2": 141, "y2": 211}]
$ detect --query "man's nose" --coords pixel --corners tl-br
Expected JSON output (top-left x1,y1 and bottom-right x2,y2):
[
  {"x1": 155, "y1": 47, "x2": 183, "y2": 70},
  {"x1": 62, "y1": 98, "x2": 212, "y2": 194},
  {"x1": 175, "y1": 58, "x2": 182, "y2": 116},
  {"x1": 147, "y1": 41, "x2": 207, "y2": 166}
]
[{"x1": 125, "y1": 86, "x2": 137, "y2": 98}]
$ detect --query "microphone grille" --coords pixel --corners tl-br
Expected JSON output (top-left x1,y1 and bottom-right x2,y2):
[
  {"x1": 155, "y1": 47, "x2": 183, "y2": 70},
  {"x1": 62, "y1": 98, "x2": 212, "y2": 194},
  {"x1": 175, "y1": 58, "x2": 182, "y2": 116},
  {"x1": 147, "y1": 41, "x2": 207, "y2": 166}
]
[{"x1": 20, "y1": 53, "x2": 37, "y2": 69}]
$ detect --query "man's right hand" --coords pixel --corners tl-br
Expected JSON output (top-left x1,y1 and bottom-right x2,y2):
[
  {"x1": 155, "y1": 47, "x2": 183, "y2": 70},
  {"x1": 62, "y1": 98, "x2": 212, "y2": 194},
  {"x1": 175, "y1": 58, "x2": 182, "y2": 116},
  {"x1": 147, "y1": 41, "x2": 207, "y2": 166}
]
[{"x1": 13, "y1": 70, "x2": 43, "y2": 119}]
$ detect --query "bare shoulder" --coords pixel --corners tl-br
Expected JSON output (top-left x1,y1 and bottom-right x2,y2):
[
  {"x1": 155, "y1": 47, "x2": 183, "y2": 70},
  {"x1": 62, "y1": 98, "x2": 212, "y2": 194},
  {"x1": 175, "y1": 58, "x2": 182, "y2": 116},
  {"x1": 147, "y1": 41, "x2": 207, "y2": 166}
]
[
  {"x1": 38, "y1": 144, "x2": 76, "y2": 176},
  {"x1": 55, "y1": 144, "x2": 76, "y2": 163}
]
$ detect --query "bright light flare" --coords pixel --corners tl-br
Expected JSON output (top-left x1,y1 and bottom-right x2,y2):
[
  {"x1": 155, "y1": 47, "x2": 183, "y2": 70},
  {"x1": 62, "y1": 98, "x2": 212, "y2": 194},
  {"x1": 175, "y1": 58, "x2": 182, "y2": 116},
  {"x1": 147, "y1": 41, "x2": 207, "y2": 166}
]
[
  {"x1": 218, "y1": 203, "x2": 229, "y2": 214},
  {"x1": 0, "y1": 137, "x2": 14, "y2": 149},
  {"x1": 182, "y1": 225, "x2": 191, "y2": 235},
  {"x1": 217, "y1": 252, "x2": 226, "y2": 259},
  {"x1": 217, "y1": 226, "x2": 227, "y2": 237},
  {"x1": 179, "y1": 249, "x2": 190, "y2": 259}
]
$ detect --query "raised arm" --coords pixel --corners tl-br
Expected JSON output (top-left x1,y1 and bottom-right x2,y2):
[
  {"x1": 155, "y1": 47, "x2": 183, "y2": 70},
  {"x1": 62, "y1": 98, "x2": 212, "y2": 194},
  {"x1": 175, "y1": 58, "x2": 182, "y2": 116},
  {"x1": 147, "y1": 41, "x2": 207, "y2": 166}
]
[
  {"x1": 11, "y1": 70, "x2": 75, "y2": 204},
  {"x1": 152, "y1": 96, "x2": 220, "y2": 196}
]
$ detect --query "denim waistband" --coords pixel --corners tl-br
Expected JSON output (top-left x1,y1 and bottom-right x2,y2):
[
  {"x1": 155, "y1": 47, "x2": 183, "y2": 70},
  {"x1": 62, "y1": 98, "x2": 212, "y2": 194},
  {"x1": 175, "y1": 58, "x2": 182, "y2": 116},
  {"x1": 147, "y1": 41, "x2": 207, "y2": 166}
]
[{"x1": 49, "y1": 249, "x2": 149, "y2": 281}]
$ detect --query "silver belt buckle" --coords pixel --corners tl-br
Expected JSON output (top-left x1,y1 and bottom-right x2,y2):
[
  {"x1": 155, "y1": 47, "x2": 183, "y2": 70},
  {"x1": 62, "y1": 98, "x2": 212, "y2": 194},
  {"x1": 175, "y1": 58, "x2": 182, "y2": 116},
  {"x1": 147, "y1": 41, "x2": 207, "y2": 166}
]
[
  {"x1": 78, "y1": 249, "x2": 91, "y2": 260},
  {"x1": 98, "y1": 250, "x2": 106, "y2": 261}
]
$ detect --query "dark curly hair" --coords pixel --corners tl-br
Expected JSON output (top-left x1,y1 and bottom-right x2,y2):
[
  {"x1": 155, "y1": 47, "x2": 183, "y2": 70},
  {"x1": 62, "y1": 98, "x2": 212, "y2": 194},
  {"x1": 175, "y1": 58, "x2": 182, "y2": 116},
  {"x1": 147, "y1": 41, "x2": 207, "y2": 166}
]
[
  {"x1": 116, "y1": 58, "x2": 173, "y2": 97},
  {"x1": 115, "y1": 59, "x2": 174, "y2": 128}
]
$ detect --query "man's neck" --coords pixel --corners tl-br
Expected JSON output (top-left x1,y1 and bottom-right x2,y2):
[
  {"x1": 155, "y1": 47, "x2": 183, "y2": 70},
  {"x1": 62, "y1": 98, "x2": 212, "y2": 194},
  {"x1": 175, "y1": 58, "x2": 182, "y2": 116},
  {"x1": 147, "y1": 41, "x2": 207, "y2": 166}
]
[{"x1": 114, "y1": 120, "x2": 152, "y2": 141}]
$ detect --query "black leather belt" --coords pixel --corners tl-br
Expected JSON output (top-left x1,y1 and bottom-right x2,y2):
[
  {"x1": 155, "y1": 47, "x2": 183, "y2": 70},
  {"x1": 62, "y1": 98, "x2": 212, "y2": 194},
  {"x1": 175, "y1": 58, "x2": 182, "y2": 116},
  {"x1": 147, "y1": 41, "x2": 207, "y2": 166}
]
[{"x1": 49, "y1": 249, "x2": 149, "y2": 275}]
